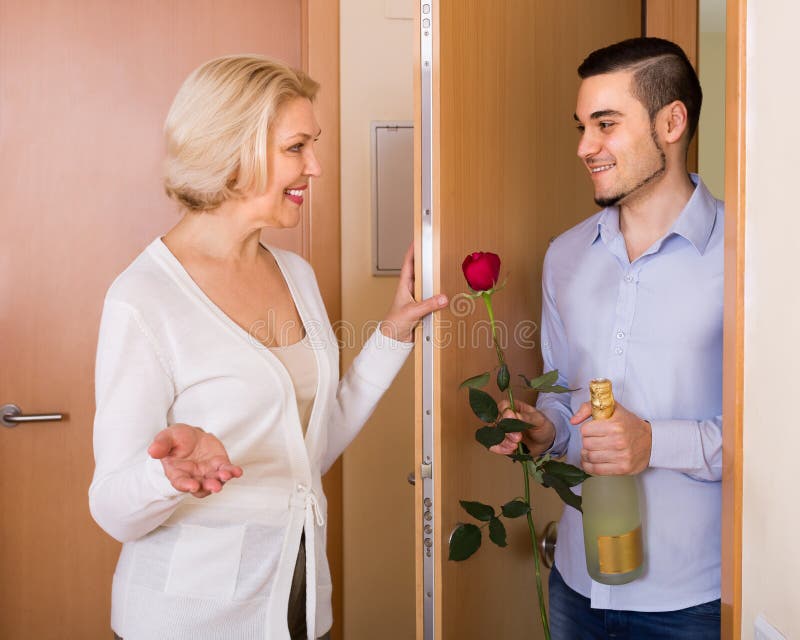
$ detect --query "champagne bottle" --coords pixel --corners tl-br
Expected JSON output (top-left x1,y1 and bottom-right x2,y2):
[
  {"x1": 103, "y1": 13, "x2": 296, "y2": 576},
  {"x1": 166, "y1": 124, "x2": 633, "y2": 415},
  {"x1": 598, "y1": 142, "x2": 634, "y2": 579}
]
[{"x1": 581, "y1": 378, "x2": 644, "y2": 585}]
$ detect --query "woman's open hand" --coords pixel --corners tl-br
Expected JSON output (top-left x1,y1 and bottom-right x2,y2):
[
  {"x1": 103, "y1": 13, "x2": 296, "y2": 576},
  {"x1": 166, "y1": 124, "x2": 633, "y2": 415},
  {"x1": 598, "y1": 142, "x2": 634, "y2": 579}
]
[
  {"x1": 380, "y1": 244, "x2": 449, "y2": 343},
  {"x1": 148, "y1": 424, "x2": 243, "y2": 498}
]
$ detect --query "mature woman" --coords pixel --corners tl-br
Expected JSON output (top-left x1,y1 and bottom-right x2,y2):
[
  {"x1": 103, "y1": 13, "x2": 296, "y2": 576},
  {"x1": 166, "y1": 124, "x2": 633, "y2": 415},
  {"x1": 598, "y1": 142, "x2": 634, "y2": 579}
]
[{"x1": 89, "y1": 55, "x2": 446, "y2": 640}]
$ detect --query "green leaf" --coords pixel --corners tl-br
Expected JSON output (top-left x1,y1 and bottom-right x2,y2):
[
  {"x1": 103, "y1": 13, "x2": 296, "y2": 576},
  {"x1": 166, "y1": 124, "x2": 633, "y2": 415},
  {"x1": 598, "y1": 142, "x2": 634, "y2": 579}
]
[
  {"x1": 475, "y1": 426, "x2": 505, "y2": 448},
  {"x1": 449, "y1": 523, "x2": 482, "y2": 561},
  {"x1": 508, "y1": 452, "x2": 534, "y2": 463},
  {"x1": 469, "y1": 388, "x2": 499, "y2": 423},
  {"x1": 541, "y1": 472, "x2": 583, "y2": 512},
  {"x1": 524, "y1": 370, "x2": 559, "y2": 389},
  {"x1": 459, "y1": 500, "x2": 495, "y2": 522},
  {"x1": 459, "y1": 372, "x2": 490, "y2": 390},
  {"x1": 498, "y1": 418, "x2": 533, "y2": 433},
  {"x1": 525, "y1": 460, "x2": 544, "y2": 483},
  {"x1": 489, "y1": 517, "x2": 507, "y2": 547},
  {"x1": 501, "y1": 499, "x2": 531, "y2": 518},
  {"x1": 537, "y1": 384, "x2": 579, "y2": 394},
  {"x1": 541, "y1": 460, "x2": 591, "y2": 487},
  {"x1": 496, "y1": 364, "x2": 510, "y2": 392}
]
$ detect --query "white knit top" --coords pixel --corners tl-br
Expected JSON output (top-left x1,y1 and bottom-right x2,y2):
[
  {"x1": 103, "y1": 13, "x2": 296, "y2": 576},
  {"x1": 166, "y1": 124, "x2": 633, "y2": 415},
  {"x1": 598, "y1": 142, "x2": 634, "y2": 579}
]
[{"x1": 89, "y1": 238, "x2": 413, "y2": 640}]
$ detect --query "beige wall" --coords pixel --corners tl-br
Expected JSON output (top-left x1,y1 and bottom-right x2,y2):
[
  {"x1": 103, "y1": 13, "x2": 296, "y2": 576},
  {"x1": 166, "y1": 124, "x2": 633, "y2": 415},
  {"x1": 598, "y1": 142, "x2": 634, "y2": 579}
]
[
  {"x1": 698, "y1": 0, "x2": 726, "y2": 199},
  {"x1": 741, "y1": 1, "x2": 800, "y2": 637},
  {"x1": 340, "y1": 1, "x2": 415, "y2": 638}
]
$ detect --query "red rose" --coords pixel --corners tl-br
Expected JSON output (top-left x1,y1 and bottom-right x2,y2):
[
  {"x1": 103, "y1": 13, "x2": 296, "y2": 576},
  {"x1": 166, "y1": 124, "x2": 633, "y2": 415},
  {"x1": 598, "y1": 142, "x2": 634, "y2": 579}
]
[{"x1": 461, "y1": 252, "x2": 501, "y2": 292}]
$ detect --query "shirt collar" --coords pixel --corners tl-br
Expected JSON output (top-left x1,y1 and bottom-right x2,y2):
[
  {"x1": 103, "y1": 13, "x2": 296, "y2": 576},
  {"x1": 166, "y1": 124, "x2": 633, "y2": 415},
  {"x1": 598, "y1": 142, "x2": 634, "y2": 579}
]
[
  {"x1": 588, "y1": 174, "x2": 718, "y2": 255},
  {"x1": 669, "y1": 174, "x2": 718, "y2": 254}
]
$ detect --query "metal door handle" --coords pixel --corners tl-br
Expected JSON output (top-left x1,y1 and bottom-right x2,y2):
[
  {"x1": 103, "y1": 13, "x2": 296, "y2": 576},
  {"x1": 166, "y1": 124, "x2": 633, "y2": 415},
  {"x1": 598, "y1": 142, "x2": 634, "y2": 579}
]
[
  {"x1": 539, "y1": 521, "x2": 558, "y2": 569},
  {"x1": 1, "y1": 404, "x2": 65, "y2": 428}
]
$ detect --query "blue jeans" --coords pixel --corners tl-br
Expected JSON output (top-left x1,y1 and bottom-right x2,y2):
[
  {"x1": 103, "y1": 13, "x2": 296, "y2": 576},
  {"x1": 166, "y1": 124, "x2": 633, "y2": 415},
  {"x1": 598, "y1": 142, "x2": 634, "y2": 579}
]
[{"x1": 548, "y1": 566, "x2": 720, "y2": 640}]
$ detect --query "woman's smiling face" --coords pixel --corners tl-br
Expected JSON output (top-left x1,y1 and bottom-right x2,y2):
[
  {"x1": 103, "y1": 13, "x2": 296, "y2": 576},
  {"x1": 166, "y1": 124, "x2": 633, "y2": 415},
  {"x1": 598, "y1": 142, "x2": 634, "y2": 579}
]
[{"x1": 250, "y1": 96, "x2": 322, "y2": 228}]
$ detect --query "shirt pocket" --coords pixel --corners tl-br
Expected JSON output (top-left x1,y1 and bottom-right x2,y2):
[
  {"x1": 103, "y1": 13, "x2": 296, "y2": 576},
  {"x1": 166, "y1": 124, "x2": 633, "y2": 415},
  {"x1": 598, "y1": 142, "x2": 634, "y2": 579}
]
[{"x1": 165, "y1": 523, "x2": 246, "y2": 600}]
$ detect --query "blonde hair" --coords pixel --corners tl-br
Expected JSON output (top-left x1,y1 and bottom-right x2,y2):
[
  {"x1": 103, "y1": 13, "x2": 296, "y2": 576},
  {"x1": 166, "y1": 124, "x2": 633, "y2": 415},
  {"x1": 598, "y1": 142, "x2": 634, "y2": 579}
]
[{"x1": 163, "y1": 55, "x2": 319, "y2": 212}]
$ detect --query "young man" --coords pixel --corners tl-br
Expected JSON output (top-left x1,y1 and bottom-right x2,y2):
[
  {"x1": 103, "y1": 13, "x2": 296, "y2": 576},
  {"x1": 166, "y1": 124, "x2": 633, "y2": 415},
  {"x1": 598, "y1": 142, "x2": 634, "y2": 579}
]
[{"x1": 492, "y1": 38, "x2": 722, "y2": 639}]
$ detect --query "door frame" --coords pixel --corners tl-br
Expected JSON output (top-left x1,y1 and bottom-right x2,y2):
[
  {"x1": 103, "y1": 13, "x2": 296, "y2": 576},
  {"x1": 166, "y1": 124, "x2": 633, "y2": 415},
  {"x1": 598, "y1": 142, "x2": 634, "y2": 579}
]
[
  {"x1": 721, "y1": 0, "x2": 746, "y2": 637},
  {"x1": 413, "y1": 1, "x2": 436, "y2": 637}
]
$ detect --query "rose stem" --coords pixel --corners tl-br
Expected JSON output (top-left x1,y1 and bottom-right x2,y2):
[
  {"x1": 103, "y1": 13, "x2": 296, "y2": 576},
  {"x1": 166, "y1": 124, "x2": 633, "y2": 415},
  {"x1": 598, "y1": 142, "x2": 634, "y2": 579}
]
[{"x1": 481, "y1": 292, "x2": 550, "y2": 639}]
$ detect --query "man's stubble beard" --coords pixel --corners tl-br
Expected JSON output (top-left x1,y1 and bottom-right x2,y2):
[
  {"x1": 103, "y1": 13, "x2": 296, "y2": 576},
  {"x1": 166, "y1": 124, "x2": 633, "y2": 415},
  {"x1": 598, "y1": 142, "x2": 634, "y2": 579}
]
[{"x1": 594, "y1": 124, "x2": 667, "y2": 208}]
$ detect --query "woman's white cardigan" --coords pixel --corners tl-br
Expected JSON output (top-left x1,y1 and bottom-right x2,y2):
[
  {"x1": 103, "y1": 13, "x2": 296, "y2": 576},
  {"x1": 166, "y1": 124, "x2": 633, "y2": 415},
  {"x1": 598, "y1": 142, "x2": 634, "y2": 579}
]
[{"x1": 89, "y1": 239, "x2": 413, "y2": 640}]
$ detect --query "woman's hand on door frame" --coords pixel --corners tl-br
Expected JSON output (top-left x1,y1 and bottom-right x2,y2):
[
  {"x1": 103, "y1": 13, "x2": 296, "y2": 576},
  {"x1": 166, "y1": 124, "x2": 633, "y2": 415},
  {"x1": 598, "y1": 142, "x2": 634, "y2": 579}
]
[{"x1": 380, "y1": 244, "x2": 449, "y2": 343}]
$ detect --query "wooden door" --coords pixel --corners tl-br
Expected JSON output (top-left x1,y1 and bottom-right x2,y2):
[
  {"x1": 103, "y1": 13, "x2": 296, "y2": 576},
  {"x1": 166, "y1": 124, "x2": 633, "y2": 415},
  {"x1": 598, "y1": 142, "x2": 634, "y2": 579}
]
[
  {"x1": 644, "y1": 0, "x2": 700, "y2": 170},
  {"x1": 0, "y1": 2, "x2": 340, "y2": 638},
  {"x1": 414, "y1": 2, "x2": 641, "y2": 638}
]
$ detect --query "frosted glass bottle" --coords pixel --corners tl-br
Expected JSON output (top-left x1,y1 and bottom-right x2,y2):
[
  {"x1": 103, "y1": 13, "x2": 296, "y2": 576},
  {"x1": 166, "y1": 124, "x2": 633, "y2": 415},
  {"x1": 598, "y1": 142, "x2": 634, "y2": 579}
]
[{"x1": 581, "y1": 378, "x2": 644, "y2": 585}]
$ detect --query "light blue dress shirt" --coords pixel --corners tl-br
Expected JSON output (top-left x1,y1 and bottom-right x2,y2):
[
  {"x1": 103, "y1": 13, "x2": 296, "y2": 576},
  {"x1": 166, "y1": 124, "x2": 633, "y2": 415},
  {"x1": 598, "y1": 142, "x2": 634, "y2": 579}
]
[{"x1": 537, "y1": 175, "x2": 723, "y2": 611}]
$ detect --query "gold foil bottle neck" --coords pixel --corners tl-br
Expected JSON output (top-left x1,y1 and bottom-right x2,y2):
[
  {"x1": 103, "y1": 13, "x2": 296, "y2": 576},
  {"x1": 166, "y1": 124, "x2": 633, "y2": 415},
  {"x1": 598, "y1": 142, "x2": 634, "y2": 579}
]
[{"x1": 589, "y1": 378, "x2": 615, "y2": 420}]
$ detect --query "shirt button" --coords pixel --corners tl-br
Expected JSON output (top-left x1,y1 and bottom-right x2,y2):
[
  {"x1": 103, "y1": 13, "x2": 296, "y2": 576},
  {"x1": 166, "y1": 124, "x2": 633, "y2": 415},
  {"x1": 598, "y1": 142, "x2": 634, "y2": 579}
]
[
  {"x1": 615, "y1": 347, "x2": 623, "y2": 355},
  {"x1": 625, "y1": 275, "x2": 634, "y2": 283},
  {"x1": 616, "y1": 331, "x2": 625, "y2": 339}
]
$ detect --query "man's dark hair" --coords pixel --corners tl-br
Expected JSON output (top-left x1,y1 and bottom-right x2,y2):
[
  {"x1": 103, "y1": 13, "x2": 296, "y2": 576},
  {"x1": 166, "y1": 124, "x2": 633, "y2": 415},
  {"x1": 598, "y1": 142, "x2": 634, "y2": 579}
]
[{"x1": 578, "y1": 37, "x2": 702, "y2": 142}]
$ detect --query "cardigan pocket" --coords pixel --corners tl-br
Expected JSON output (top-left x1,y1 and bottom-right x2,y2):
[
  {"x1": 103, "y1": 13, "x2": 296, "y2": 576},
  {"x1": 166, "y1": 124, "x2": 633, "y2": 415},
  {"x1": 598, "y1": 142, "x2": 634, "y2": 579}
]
[
  {"x1": 165, "y1": 523, "x2": 246, "y2": 600},
  {"x1": 315, "y1": 583, "x2": 333, "y2": 636}
]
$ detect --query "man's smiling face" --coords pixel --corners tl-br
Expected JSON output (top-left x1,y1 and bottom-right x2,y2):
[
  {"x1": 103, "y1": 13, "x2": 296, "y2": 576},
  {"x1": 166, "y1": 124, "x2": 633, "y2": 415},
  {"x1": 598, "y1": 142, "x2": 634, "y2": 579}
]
[{"x1": 574, "y1": 70, "x2": 666, "y2": 207}]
